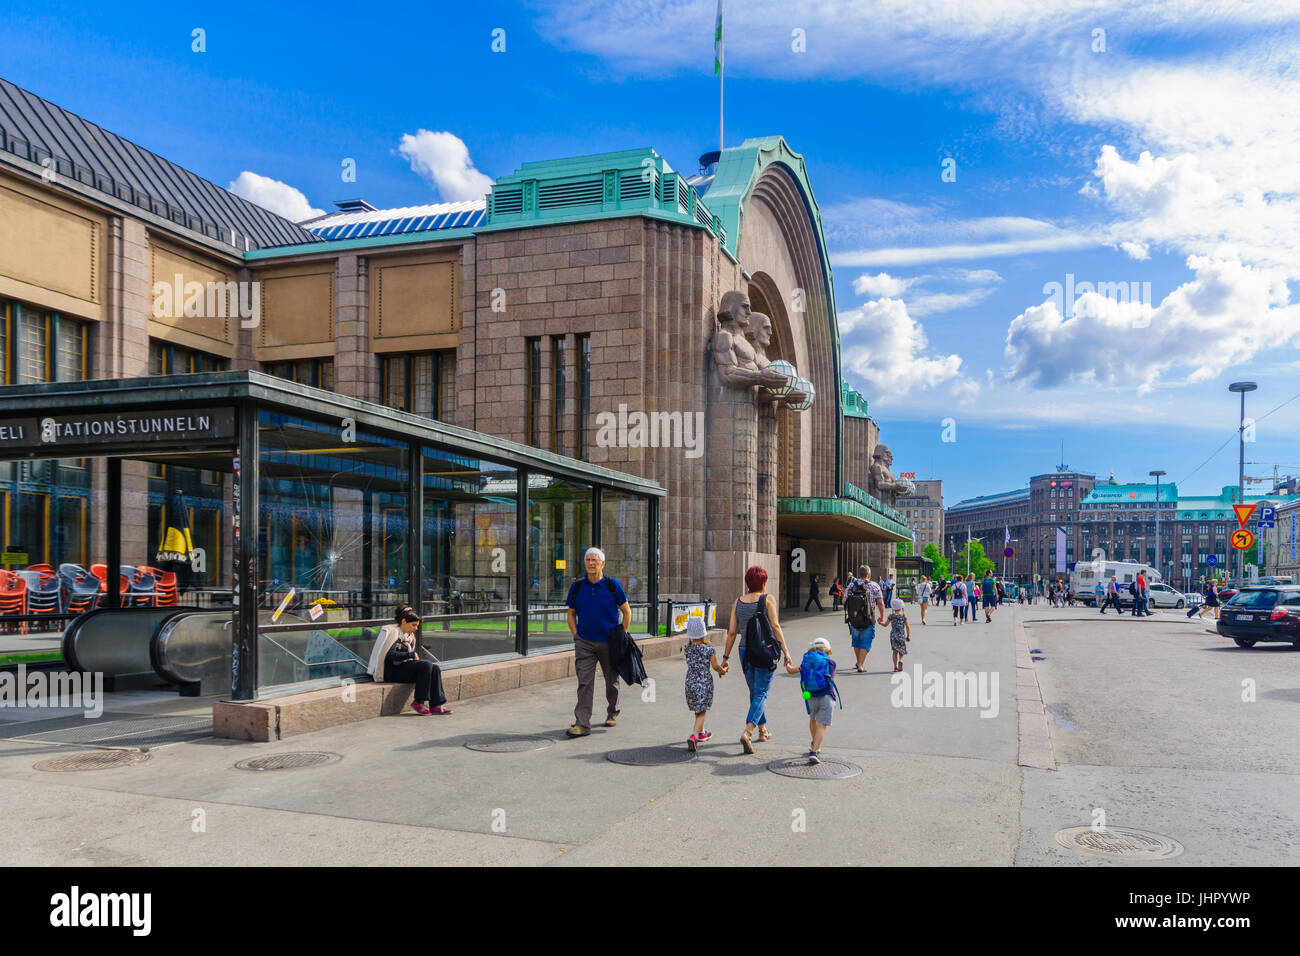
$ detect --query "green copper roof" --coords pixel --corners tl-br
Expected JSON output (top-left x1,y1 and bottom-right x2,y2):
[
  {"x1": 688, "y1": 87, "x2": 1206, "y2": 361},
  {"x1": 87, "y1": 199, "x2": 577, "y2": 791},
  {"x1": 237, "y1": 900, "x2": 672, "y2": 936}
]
[
  {"x1": 778, "y1": 495, "x2": 910, "y2": 541},
  {"x1": 841, "y1": 381, "x2": 869, "y2": 419}
]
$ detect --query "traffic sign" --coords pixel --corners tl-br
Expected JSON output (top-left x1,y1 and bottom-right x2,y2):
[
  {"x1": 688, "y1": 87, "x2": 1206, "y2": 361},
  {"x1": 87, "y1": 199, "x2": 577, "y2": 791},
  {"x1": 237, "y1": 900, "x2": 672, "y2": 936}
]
[
  {"x1": 1003, "y1": 546, "x2": 1014, "y2": 558},
  {"x1": 1231, "y1": 528, "x2": 1254, "y2": 551},
  {"x1": 1206, "y1": 555, "x2": 1218, "y2": 567},
  {"x1": 1257, "y1": 505, "x2": 1276, "y2": 528},
  {"x1": 1233, "y1": 503, "x2": 1257, "y2": 528}
]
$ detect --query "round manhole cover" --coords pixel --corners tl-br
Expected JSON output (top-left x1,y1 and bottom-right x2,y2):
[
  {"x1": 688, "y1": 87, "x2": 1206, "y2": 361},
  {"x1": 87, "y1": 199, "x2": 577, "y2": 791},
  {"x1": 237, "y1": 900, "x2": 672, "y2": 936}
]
[
  {"x1": 767, "y1": 757, "x2": 862, "y2": 779},
  {"x1": 35, "y1": 751, "x2": 151, "y2": 772},
  {"x1": 235, "y1": 752, "x2": 342, "y2": 772},
  {"x1": 1054, "y1": 826, "x2": 1184, "y2": 860},
  {"x1": 465, "y1": 735, "x2": 555, "y2": 753},
  {"x1": 606, "y1": 746, "x2": 697, "y2": 766}
]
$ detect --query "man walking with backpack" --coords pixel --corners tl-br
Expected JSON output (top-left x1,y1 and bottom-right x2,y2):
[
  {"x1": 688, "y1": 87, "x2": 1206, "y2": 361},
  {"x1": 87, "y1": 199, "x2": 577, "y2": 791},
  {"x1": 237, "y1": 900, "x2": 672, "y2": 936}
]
[
  {"x1": 565, "y1": 547, "x2": 632, "y2": 738},
  {"x1": 844, "y1": 564, "x2": 886, "y2": 672}
]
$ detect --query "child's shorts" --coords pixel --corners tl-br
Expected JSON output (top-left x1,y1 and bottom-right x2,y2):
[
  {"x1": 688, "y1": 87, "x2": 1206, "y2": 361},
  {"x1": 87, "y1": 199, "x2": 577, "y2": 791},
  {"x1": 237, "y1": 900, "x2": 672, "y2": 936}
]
[
  {"x1": 808, "y1": 694, "x2": 834, "y2": 725},
  {"x1": 849, "y1": 625, "x2": 874, "y2": 650}
]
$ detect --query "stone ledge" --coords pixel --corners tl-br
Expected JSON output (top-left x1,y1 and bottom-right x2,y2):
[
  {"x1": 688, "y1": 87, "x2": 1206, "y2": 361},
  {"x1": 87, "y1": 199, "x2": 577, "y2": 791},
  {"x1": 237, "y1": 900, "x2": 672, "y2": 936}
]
[{"x1": 213, "y1": 631, "x2": 695, "y2": 742}]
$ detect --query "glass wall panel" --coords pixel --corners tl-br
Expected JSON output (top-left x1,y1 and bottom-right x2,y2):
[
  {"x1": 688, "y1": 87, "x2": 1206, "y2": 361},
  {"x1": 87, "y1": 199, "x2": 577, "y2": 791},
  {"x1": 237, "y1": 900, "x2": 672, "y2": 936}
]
[
  {"x1": 601, "y1": 489, "x2": 651, "y2": 633},
  {"x1": 527, "y1": 475, "x2": 592, "y2": 653},
  {"x1": 257, "y1": 411, "x2": 408, "y2": 691},
  {"x1": 421, "y1": 448, "x2": 517, "y2": 663}
]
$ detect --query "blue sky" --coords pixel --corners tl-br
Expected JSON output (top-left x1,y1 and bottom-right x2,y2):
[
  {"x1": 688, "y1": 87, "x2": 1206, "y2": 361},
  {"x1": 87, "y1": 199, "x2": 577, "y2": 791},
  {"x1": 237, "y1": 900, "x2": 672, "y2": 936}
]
[{"x1": 4, "y1": 0, "x2": 1299, "y2": 505}]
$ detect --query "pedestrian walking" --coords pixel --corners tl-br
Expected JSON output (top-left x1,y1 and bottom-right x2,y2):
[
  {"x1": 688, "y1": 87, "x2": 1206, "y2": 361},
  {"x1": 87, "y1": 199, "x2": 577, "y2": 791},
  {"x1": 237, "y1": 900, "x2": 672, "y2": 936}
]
[
  {"x1": 950, "y1": 574, "x2": 967, "y2": 625},
  {"x1": 830, "y1": 576, "x2": 843, "y2": 611},
  {"x1": 844, "y1": 564, "x2": 885, "y2": 672},
  {"x1": 883, "y1": 574, "x2": 895, "y2": 607},
  {"x1": 722, "y1": 565, "x2": 793, "y2": 754},
  {"x1": 982, "y1": 570, "x2": 997, "y2": 622},
  {"x1": 684, "y1": 616, "x2": 728, "y2": 751},
  {"x1": 804, "y1": 573, "x2": 824, "y2": 613},
  {"x1": 967, "y1": 574, "x2": 979, "y2": 622},
  {"x1": 1099, "y1": 574, "x2": 1122, "y2": 614},
  {"x1": 1094, "y1": 580, "x2": 1104, "y2": 608},
  {"x1": 887, "y1": 598, "x2": 911, "y2": 672},
  {"x1": 1190, "y1": 579, "x2": 1220, "y2": 620},
  {"x1": 789, "y1": 637, "x2": 840, "y2": 765},
  {"x1": 918, "y1": 575, "x2": 932, "y2": 624},
  {"x1": 936, "y1": 578, "x2": 948, "y2": 606},
  {"x1": 565, "y1": 547, "x2": 632, "y2": 737}
]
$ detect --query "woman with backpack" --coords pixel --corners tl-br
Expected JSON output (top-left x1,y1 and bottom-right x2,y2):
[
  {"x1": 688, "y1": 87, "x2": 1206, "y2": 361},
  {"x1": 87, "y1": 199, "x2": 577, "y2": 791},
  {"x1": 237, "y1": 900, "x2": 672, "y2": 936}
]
[
  {"x1": 722, "y1": 565, "x2": 793, "y2": 755},
  {"x1": 950, "y1": 574, "x2": 967, "y2": 625}
]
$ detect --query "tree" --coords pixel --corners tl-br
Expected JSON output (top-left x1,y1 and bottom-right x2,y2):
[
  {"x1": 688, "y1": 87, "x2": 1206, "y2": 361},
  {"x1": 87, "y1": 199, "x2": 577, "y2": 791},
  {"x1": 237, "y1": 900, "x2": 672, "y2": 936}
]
[
  {"x1": 896, "y1": 541, "x2": 913, "y2": 558},
  {"x1": 923, "y1": 542, "x2": 948, "y2": 580},
  {"x1": 954, "y1": 539, "x2": 996, "y2": 578}
]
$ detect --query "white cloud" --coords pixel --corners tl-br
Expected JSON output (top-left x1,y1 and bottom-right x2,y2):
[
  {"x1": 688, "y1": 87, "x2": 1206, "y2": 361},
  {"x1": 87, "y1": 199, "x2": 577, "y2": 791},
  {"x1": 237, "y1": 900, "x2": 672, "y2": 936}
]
[
  {"x1": 228, "y1": 171, "x2": 324, "y2": 222},
  {"x1": 398, "y1": 130, "x2": 494, "y2": 202},
  {"x1": 840, "y1": 298, "x2": 972, "y2": 405},
  {"x1": 1004, "y1": 255, "x2": 1299, "y2": 393},
  {"x1": 852, "y1": 272, "x2": 915, "y2": 297}
]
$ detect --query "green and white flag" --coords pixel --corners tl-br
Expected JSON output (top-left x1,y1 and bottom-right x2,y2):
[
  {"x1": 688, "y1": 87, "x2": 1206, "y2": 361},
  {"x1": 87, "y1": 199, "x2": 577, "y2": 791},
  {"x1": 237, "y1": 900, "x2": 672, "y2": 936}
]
[{"x1": 714, "y1": 0, "x2": 723, "y2": 76}]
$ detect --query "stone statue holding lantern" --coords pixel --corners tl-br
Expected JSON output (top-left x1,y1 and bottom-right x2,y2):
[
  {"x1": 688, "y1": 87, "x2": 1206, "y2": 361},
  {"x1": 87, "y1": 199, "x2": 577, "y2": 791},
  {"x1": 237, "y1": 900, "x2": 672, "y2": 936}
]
[
  {"x1": 711, "y1": 290, "x2": 814, "y2": 409},
  {"x1": 744, "y1": 311, "x2": 812, "y2": 408},
  {"x1": 870, "y1": 444, "x2": 914, "y2": 504}
]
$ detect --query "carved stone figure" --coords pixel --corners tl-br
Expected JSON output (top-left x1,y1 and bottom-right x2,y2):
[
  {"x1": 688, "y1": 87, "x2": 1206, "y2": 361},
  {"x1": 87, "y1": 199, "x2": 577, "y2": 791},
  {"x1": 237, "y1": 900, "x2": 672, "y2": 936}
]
[
  {"x1": 744, "y1": 311, "x2": 809, "y2": 406},
  {"x1": 712, "y1": 291, "x2": 794, "y2": 390},
  {"x1": 870, "y1": 444, "x2": 914, "y2": 503}
]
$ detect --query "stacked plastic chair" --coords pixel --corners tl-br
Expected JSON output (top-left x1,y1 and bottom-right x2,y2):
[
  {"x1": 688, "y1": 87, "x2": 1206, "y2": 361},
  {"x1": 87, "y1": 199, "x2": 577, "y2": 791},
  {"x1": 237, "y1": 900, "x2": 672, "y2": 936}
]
[
  {"x1": 121, "y1": 565, "x2": 158, "y2": 608},
  {"x1": 16, "y1": 568, "x2": 61, "y2": 624},
  {"x1": 138, "y1": 566, "x2": 179, "y2": 607},
  {"x1": 0, "y1": 571, "x2": 27, "y2": 633},
  {"x1": 58, "y1": 564, "x2": 102, "y2": 615}
]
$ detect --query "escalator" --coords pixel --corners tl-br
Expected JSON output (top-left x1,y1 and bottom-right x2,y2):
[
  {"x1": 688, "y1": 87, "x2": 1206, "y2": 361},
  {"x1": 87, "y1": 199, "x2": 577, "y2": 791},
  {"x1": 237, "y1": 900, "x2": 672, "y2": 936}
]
[{"x1": 63, "y1": 606, "x2": 368, "y2": 696}]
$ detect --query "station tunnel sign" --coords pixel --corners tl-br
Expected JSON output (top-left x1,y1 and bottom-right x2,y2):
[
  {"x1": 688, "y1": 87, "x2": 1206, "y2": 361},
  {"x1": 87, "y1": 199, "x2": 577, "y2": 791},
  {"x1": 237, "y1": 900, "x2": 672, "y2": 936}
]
[{"x1": 0, "y1": 408, "x2": 236, "y2": 449}]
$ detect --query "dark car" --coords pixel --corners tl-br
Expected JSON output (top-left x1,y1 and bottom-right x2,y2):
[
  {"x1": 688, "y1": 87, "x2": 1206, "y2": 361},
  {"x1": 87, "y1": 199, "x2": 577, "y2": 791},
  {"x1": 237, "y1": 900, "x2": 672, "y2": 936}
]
[{"x1": 1215, "y1": 586, "x2": 1300, "y2": 648}]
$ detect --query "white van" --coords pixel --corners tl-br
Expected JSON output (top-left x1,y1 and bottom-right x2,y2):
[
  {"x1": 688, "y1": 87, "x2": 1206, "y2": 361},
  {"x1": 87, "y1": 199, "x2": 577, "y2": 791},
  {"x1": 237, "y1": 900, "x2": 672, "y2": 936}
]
[{"x1": 1071, "y1": 560, "x2": 1163, "y2": 606}]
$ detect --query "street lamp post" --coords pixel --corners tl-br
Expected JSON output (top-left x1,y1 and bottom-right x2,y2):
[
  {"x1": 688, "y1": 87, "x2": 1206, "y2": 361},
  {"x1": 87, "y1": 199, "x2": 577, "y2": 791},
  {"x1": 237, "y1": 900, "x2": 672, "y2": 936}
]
[
  {"x1": 1150, "y1": 469, "x2": 1166, "y2": 581},
  {"x1": 1229, "y1": 382, "x2": 1257, "y2": 580}
]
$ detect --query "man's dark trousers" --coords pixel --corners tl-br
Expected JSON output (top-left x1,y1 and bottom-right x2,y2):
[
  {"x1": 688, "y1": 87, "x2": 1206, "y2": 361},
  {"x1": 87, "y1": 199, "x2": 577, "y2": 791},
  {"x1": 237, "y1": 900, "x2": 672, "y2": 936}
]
[{"x1": 574, "y1": 636, "x2": 619, "y2": 728}]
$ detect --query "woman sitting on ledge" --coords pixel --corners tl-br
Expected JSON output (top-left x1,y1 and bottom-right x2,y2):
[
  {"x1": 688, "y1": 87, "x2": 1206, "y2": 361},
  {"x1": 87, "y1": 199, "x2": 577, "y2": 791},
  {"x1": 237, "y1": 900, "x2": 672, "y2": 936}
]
[{"x1": 367, "y1": 605, "x2": 450, "y2": 715}]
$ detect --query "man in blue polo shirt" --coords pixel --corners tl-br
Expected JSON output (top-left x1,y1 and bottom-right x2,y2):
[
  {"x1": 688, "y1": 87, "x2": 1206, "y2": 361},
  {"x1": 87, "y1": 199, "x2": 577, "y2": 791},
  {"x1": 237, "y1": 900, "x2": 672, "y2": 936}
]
[{"x1": 565, "y1": 546, "x2": 631, "y2": 737}]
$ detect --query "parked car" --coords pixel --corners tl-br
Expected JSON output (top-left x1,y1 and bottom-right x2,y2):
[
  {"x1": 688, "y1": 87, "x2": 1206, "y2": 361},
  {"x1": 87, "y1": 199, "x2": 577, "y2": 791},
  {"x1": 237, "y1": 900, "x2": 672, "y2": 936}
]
[
  {"x1": 1215, "y1": 586, "x2": 1300, "y2": 648},
  {"x1": 1145, "y1": 582, "x2": 1186, "y2": 608}
]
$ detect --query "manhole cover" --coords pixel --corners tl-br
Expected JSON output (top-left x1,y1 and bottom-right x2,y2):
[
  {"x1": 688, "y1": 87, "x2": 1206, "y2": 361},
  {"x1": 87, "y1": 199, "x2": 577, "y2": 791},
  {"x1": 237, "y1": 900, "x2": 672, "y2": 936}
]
[
  {"x1": 767, "y1": 757, "x2": 862, "y2": 779},
  {"x1": 465, "y1": 735, "x2": 554, "y2": 753},
  {"x1": 235, "y1": 752, "x2": 342, "y2": 771},
  {"x1": 1054, "y1": 826, "x2": 1184, "y2": 860},
  {"x1": 606, "y1": 746, "x2": 696, "y2": 766},
  {"x1": 35, "y1": 751, "x2": 151, "y2": 772}
]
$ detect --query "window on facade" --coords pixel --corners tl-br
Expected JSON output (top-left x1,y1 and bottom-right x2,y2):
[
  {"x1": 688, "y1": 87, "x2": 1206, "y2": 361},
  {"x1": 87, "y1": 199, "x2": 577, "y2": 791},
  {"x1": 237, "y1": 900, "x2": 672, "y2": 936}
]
[
  {"x1": 526, "y1": 337, "x2": 542, "y2": 447},
  {"x1": 379, "y1": 350, "x2": 456, "y2": 424},
  {"x1": 552, "y1": 336, "x2": 566, "y2": 454},
  {"x1": 149, "y1": 340, "x2": 228, "y2": 376},
  {"x1": 264, "y1": 359, "x2": 333, "y2": 390}
]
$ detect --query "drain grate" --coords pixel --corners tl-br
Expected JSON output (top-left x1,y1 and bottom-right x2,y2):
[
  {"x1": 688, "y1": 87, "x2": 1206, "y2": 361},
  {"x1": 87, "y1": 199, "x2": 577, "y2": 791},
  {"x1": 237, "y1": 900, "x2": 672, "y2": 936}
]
[
  {"x1": 35, "y1": 750, "x2": 151, "y2": 772},
  {"x1": 606, "y1": 746, "x2": 697, "y2": 766},
  {"x1": 235, "y1": 751, "x2": 342, "y2": 772},
  {"x1": 465, "y1": 735, "x2": 554, "y2": 753},
  {"x1": 767, "y1": 757, "x2": 862, "y2": 779},
  {"x1": 20, "y1": 715, "x2": 211, "y2": 750},
  {"x1": 1054, "y1": 826, "x2": 1184, "y2": 860}
]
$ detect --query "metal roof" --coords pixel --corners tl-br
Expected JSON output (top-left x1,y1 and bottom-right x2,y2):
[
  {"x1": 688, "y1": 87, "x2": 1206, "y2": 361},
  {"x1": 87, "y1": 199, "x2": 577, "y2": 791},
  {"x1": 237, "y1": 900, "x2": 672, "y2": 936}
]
[
  {"x1": 0, "y1": 76, "x2": 319, "y2": 250},
  {"x1": 302, "y1": 199, "x2": 486, "y2": 241},
  {"x1": 948, "y1": 488, "x2": 1030, "y2": 513}
]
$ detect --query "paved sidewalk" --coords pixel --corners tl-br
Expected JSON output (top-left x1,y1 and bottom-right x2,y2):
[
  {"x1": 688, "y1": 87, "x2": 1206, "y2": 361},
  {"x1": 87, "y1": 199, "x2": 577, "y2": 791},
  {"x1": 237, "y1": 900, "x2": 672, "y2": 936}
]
[{"x1": 0, "y1": 601, "x2": 1026, "y2": 866}]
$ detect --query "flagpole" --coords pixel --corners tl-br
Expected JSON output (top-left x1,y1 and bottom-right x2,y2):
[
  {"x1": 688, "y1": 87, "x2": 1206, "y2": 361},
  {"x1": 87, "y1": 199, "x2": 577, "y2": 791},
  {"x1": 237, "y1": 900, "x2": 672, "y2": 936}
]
[{"x1": 719, "y1": 0, "x2": 724, "y2": 154}]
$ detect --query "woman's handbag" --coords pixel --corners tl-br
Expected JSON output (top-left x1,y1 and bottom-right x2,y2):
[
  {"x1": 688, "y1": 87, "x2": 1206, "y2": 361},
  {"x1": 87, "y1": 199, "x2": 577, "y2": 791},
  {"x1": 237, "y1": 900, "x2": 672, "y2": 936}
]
[{"x1": 385, "y1": 636, "x2": 415, "y2": 669}]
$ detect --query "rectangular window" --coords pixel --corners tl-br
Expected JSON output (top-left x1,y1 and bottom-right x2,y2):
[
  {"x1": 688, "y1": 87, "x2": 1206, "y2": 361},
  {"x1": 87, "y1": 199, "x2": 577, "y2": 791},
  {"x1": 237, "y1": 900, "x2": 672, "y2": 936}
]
[
  {"x1": 526, "y1": 337, "x2": 542, "y2": 447},
  {"x1": 151, "y1": 340, "x2": 228, "y2": 376},
  {"x1": 264, "y1": 358, "x2": 333, "y2": 390},
  {"x1": 551, "y1": 337, "x2": 566, "y2": 454},
  {"x1": 17, "y1": 304, "x2": 49, "y2": 384},
  {"x1": 577, "y1": 334, "x2": 591, "y2": 459}
]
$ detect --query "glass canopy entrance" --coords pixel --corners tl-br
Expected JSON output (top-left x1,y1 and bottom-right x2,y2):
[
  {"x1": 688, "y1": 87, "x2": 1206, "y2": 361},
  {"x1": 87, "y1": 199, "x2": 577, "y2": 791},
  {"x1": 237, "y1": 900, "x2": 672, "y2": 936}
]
[{"x1": 0, "y1": 372, "x2": 663, "y2": 699}]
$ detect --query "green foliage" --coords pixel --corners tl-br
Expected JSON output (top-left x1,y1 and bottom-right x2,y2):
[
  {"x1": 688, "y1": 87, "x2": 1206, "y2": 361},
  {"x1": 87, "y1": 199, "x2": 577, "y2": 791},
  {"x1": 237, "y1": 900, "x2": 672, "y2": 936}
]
[
  {"x1": 954, "y1": 539, "x2": 996, "y2": 577},
  {"x1": 896, "y1": 541, "x2": 913, "y2": 557},
  {"x1": 923, "y1": 542, "x2": 948, "y2": 579}
]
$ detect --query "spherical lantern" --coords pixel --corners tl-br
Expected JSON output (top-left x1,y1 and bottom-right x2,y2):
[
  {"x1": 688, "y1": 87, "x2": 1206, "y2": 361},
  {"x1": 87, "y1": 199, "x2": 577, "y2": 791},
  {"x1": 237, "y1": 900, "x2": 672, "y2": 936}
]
[
  {"x1": 787, "y1": 376, "x2": 816, "y2": 410},
  {"x1": 764, "y1": 359, "x2": 798, "y2": 397}
]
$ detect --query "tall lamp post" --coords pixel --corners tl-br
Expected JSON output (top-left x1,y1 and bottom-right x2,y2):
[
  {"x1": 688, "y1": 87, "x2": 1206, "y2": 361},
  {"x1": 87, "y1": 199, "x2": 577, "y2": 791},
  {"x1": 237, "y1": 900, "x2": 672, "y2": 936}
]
[
  {"x1": 1229, "y1": 382, "x2": 1257, "y2": 580},
  {"x1": 1150, "y1": 469, "x2": 1166, "y2": 581}
]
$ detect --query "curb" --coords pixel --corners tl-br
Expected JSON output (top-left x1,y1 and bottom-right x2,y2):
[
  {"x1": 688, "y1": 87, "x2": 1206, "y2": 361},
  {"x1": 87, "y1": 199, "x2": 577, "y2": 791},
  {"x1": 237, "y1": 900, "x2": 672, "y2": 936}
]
[{"x1": 1014, "y1": 620, "x2": 1056, "y2": 771}]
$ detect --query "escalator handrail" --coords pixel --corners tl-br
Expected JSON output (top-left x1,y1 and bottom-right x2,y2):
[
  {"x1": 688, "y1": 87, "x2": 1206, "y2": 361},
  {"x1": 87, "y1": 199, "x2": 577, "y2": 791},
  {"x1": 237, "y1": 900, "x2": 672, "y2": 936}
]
[
  {"x1": 151, "y1": 610, "x2": 231, "y2": 686},
  {"x1": 61, "y1": 605, "x2": 203, "y2": 674}
]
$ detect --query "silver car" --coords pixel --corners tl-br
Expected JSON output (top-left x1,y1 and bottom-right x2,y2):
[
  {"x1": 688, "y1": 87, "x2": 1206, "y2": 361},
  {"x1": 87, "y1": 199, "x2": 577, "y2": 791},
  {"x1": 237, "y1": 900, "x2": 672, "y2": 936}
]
[{"x1": 1146, "y1": 583, "x2": 1187, "y2": 608}]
